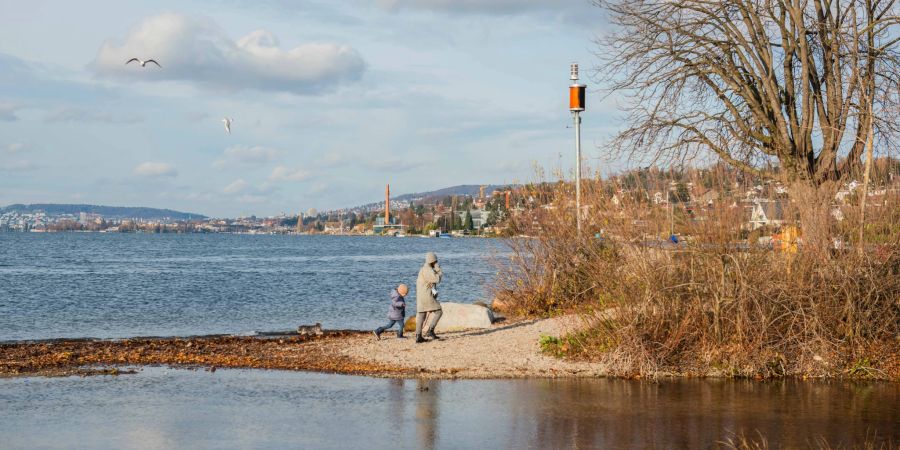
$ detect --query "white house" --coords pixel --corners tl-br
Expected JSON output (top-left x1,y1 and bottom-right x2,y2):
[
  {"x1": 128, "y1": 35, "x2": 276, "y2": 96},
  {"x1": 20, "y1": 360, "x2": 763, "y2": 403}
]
[{"x1": 748, "y1": 200, "x2": 786, "y2": 230}]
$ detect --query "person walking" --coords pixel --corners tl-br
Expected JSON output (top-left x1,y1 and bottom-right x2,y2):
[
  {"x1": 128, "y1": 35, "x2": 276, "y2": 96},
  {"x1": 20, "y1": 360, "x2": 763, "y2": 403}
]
[
  {"x1": 415, "y1": 251, "x2": 443, "y2": 343},
  {"x1": 373, "y1": 284, "x2": 408, "y2": 340}
]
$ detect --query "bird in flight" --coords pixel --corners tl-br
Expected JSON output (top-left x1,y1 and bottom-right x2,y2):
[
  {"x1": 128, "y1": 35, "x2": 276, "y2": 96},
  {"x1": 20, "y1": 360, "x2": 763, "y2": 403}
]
[
  {"x1": 222, "y1": 117, "x2": 233, "y2": 135},
  {"x1": 125, "y1": 58, "x2": 161, "y2": 68}
]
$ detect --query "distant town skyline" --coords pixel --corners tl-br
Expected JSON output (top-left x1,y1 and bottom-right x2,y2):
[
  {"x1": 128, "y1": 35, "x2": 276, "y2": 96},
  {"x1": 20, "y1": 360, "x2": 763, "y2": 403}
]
[
  {"x1": 0, "y1": 182, "x2": 509, "y2": 219},
  {"x1": 0, "y1": 1, "x2": 618, "y2": 218}
]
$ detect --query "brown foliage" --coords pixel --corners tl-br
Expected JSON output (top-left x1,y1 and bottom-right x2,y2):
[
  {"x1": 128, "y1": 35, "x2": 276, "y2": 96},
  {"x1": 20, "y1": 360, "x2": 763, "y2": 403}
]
[{"x1": 494, "y1": 178, "x2": 900, "y2": 379}]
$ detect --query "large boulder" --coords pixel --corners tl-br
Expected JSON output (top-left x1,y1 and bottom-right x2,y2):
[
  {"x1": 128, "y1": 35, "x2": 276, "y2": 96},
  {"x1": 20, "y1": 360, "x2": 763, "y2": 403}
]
[
  {"x1": 433, "y1": 302, "x2": 495, "y2": 332},
  {"x1": 403, "y1": 302, "x2": 497, "y2": 333}
]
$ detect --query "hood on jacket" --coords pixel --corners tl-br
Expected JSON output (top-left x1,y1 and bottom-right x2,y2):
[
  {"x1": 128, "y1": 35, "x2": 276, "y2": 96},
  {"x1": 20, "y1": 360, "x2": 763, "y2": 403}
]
[
  {"x1": 425, "y1": 252, "x2": 438, "y2": 264},
  {"x1": 390, "y1": 288, "x2": 402, "y2": 300}
]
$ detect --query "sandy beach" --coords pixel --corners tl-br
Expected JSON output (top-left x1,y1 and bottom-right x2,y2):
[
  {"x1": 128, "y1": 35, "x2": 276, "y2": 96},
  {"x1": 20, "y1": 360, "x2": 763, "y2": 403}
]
[
  {"x1": 346, "y1": 316, "x2": 604, "y2": 378},
  {"x1": 0, "y1": 317, "x2": 606, "y2": 379}
]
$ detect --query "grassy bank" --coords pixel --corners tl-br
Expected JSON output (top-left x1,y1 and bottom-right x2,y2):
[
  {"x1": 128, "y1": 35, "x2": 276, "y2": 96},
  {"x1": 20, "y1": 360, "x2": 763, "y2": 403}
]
[{"x1": 493, "y1": 178, "x2": 900, "y2": 380}]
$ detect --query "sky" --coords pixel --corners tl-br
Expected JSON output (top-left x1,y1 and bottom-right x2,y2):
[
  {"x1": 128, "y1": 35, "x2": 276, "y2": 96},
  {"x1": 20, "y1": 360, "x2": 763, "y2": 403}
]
[{"x1": 0, "y1": 0, "x2": 619, "y2": 217}]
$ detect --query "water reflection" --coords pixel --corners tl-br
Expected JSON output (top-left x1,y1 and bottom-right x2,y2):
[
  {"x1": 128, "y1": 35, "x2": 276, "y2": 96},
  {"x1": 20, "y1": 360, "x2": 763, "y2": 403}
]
[
  {"x1": 0, "y1": 370, "x2": 896, "y2": 449},
  {"x1": 415, "y1": 379, "x2": 438, "y2": 450},
  {"x1": 499, "y1": 379, "x2": 898, "y2": 449}
]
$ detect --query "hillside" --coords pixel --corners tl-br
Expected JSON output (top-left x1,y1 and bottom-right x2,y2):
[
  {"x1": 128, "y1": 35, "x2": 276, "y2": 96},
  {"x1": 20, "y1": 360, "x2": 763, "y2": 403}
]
[
  {"x1": 343, "y1": 184, "x2": 512, "y2": 213},
  {"x1": 0, "y1": 204, "x2": 206, "y2": 220},
  {"x1": 393, "y1": 184, "x2": 506, "y2": 202}
]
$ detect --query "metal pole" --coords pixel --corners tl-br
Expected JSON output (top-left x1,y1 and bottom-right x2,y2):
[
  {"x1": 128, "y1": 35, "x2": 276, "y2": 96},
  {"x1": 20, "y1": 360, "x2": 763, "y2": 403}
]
[
  {"x1": 574, "y1": 111, "x2": 582, "y2": 236},
  {"x1": 858, "y1": 115, "x2": 874, "y2": 253}
]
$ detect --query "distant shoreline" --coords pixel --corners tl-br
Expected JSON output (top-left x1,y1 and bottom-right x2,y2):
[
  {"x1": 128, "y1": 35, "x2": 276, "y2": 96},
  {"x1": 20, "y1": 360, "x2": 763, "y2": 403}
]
[{"x1": 0, "y1": 230, "x2": 502, "y2": 238}]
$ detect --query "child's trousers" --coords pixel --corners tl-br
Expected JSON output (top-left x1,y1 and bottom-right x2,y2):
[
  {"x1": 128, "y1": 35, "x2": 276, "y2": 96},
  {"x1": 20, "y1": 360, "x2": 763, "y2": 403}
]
[{"x1": 375, "y1": 319, "x2": 404, "y2": 337}]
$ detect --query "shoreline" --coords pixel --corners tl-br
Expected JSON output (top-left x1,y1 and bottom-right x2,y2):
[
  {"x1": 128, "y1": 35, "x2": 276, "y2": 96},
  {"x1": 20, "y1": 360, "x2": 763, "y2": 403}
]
[
  {"x1": 1, "y1": 318, "x2": 606, "y2": 380},
  {"x1": 2, "y1": 317, "x2": 895, "y2": 381}
]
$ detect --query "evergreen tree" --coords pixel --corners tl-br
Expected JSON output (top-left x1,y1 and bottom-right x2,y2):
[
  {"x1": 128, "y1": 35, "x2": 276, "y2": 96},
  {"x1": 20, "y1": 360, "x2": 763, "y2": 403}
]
[
  {"x1": 452, "y1": 213, "x2": 462, "y2": 230},
  {"x1": 464, "y1": 210, "x2": 474, "y2": 231}
]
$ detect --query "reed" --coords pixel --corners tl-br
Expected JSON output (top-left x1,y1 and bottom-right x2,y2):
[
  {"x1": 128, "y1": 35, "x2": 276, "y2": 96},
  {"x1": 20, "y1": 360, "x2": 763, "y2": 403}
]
[
  {"x1": 720, "y1": 430, "x2": 893, "y2": 449},
  {"x1": 493, "y1": 171, "x2": 900, "y2": 379}
]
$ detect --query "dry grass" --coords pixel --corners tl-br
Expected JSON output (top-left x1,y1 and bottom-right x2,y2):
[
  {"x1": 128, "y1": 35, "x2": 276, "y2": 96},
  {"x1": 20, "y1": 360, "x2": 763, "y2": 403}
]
[
  {"x1": 494, "y1": 175, "x2": 900, "y2": 379},
  {"x1": 719, "y1": 430, "x2": 894, "y2": 449}
]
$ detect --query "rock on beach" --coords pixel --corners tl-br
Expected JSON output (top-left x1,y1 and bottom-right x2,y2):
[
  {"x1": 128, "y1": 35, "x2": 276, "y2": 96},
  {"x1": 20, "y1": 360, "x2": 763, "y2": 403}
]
[{"x1": 431, "y1": 302, "x2": 495, "y2": 332}]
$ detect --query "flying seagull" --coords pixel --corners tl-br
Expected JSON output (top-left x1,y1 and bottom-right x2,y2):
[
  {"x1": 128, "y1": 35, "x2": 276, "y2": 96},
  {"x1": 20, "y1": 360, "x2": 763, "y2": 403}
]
[
  {"x1": 125, "y1": 58, "x2": 161, "y2": 68},
  {"x1": 222, "y1": 117, "x2": 233, "y2": 135}
]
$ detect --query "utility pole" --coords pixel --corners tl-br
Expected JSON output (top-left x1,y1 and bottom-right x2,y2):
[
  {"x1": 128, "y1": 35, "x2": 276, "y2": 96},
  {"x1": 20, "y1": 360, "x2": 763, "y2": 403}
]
[
  {"x1": 857, "y1": 55, "x2": 876, "y2": 254},
  {"x1": 668, "y1": 189, "x2": 674, "y2": 236},
  {"x1": 569, "y1": 63, "x2": 586, "y2": 236},
  {"x1": 858, "y1": 113, "x2": 875, "y2": 253}
]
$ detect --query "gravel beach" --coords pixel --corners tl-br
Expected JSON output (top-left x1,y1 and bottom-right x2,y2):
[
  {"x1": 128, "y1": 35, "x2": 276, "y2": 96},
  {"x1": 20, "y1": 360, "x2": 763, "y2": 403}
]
[
  {"x1": 347, "y1": 316, "x2": 605, "y2": 378},
  {"x1": 1, "y1": 317, "x2": 605, "y2": 379}
]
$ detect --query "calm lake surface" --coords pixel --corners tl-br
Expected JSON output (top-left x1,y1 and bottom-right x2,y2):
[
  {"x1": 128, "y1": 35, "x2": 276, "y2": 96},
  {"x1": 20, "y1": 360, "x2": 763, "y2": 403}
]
[
  {"x1": 2, "y1": 233, "x2": 897, "y2": 449},
  {"x1": 0, "y1": 368, "x2": 897, "y2": 449},
  {"x1": 0, "y1": 233, "x2": 506, "y2": 341}
]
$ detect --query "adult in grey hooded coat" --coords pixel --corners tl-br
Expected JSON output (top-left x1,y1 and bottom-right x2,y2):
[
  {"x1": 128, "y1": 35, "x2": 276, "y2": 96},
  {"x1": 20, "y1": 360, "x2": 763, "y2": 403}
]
[{"x1": 415, "y1": 251, "x2": 443, "y2": 342}]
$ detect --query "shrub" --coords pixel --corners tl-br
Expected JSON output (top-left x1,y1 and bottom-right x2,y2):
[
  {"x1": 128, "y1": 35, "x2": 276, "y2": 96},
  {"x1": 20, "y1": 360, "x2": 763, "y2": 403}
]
[{"x1": 494, "y1": 174, "x2": 900, "y2": 379}]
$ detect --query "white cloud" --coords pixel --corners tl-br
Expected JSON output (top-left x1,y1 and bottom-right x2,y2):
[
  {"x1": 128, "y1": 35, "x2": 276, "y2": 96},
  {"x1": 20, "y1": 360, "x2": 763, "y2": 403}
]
[
  {"x1": 0, "y1": 160, "x2": 37, "y2": 172},
  {"x1": 90, "y1": 13, "x2": 366, "y2": 94},
  {"x1": 213, "y1": 145, "x2": 284, "y2": 169},
  {"x1": 0, "y1": 101, "x2": 22, "y2": 121},
  {"x1": 180, "y1": 192, "x2": 216, "y2": 202},
  {"x1": 315, "y1": 152, "x2": 349, "y2": 168},
  {"x1": 269, "y1": 165, "x2": 310, "y2": 182},
  {"x1": 134, "y1": 162, "x2": 177, "y2": 177},
  {"x1": 375, "y1": 0, "x2": 570, "y2": 14},
  {"x1": 491, "y1": 159, "x2": 529, "y2": 173},
  {"x1": 3, "y1": 143, "x2": 26, "y2": 154},
  {"x1": 45, "y1": 106, "x2": 144, "y2": 124},
  {"x1": 236, "y1": 194, "x2": 268, "y2": 203},
  {"x1": 223, "y1": 178, "x2": 250, "y2": 194},
  {"x1": 368, "y1": 158, "x2": 427, "y2": 171},
  {"x1": 221, "y1": 178, "x2": 278, "y2": 205}
]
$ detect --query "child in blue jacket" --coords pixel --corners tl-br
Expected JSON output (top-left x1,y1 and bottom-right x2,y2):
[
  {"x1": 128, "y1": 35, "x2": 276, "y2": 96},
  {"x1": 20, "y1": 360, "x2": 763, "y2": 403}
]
[{"x1": 374, "y1": 284, "x2": 407, "y2": 340}]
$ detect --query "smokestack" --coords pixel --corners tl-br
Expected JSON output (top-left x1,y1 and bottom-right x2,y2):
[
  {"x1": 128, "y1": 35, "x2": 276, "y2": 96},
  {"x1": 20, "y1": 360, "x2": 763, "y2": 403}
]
[
  {"x1": 385, "y1": 184, "x2": 390, "y2": 225},
  {"x1": 505, "y1": 191, "x2": 511, "y2": 210}
]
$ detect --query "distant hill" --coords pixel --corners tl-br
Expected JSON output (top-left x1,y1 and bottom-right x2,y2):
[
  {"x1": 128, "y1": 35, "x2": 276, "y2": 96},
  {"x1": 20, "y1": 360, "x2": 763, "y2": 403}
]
[
  {"x1": 0, "y1": 204, "x2": 206, "y2": 220},
  {"x1": 339, "y1": 184, "x2": 515, "y2": 214},
  {"x1": 393, "y1": 185, "x2": 507, "y2": 202}
]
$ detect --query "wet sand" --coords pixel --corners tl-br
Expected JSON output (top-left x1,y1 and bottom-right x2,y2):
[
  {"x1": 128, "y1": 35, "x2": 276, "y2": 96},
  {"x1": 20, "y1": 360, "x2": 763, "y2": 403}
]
[{"x1": 1, "y1": 318, "x2": 605, "y2": 379}]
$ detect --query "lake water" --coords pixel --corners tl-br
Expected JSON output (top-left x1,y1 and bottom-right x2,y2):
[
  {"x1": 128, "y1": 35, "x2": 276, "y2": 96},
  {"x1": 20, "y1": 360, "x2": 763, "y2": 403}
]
[
  {"x1": 2, "y1": 233, "x2": 897, "y2": 449},
  {"x1": 0, "y1": 233, "x2": 506, "y2": 341},
  {"x1": 1, "y1": 368, "x2": 897, "y2": 449}
]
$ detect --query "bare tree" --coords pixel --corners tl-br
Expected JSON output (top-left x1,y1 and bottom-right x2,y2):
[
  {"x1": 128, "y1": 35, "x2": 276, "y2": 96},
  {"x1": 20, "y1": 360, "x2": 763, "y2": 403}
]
[{"x1": 596, "y1": 0, "x2": 899, "y2": 191}]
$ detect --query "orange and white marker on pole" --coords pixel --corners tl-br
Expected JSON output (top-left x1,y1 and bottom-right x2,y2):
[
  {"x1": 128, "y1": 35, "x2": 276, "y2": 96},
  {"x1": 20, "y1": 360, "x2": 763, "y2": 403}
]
[{"x1": 569, "y1": 63, "x2": 586, "y2": 236}]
